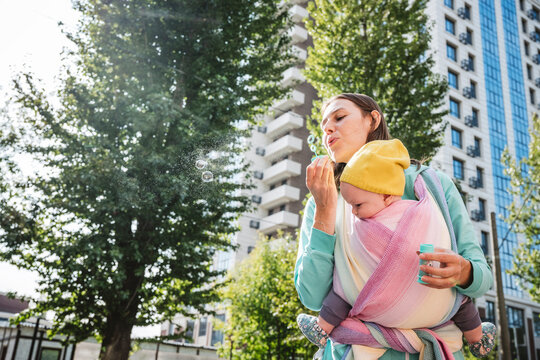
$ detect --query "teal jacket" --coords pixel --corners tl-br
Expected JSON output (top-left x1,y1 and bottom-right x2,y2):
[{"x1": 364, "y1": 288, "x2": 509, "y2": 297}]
[{"x1": 294, "y1": 165, "x2": 493, "y2": 360}]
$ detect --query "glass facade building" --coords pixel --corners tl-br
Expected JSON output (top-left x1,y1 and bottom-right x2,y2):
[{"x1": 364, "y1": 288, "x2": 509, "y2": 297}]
[{"x1": 429, "y1": 0, "x2": 539, "y2": 358}]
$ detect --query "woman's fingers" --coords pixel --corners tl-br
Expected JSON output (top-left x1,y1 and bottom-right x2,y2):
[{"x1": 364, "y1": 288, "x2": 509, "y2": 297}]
[
  {"x1": 419, "y1": 264, "x2": 456, "y2": 278},
  {"x1": 306, "y1": 156, "x2": 331, "y2": 188},
  {"x1": 419, "y1": 275, "x2": 460, "y2": 289},
  {"x1": 418, "y1": 247, "x2": 472, "y2": 288}
]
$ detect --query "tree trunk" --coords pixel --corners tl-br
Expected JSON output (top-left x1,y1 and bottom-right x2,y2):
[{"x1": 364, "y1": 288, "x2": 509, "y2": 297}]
[{"x1": 99, "y1": 318, "x2": 134, "y2": 360}]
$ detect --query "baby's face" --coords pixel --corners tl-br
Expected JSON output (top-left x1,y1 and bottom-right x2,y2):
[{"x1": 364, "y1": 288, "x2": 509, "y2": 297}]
[{"x1": 341, "y1": 182, "x2": 387, "y2": 219}]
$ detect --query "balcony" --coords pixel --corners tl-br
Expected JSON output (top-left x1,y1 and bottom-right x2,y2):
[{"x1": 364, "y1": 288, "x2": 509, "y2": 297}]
[
  {"x1": 459, "y1": 32, "x2": 472, "y2": 45},
  {"x1": 457, "y1": 7, "x2": 470, "y2": 20},
  {"x1": 461, "y1": 59, "x2": 472, "y2": 71},
  {"x1": 254, "y1": 170, "x2": 264, "y2": 180},
  {"x1": 527, "y1": 8, "x2": 538, "y2": 20},
  {"x1": 467, "y1": 145, "x2": 480, "y2": 158},
  {"x1": 272, "y1": 90, "x2": 305, "y2": 115},
  {"x1": 289, "y1": 4, "x2": 309, "y2": 23},
  {"x1": 267, "y1": 111, "x2": 303, "y2": 139},
  {"x1": 471, "y1": 209, "x2": 486, "y2": 222},
  {"x1": 292, "y1": 45, "x2": 307, "y2": 61},
  {"x1": 264, "y1": 134, "x2": 303, "y2": 161},
  {"x1": 535, "y1": 78, "x2": 540, "y2": 88},
  {"x1": 529, "y1": 31, "x2": 540, "y2": 42},
  {"x1": 289, "y1": 25, "x2": 308, "y2": 44},
  {"x1": 533, "y1": 54, "x2": 540, "y2": 65},
  {"x1": 469, "y1": 177, "x2": 480, "y2": 189},
  {"x1": 463, "y1": 86, "x2": 476, "y2": 99},
  {"x1": 259, "y1": 210, "x2": 300, "y2": 234},
  {"x1": 260, "y1": 185, "x2": 301, "y2": 209},
  {"x1": 465, "y1": 115, "x2": 478, "y2": 127},
  {"x1": 263, "y1": 159, "x2": 302, "y2": 184},
  {"x1": 281, "y1": 67, "x2": 306, "y2": 88}
]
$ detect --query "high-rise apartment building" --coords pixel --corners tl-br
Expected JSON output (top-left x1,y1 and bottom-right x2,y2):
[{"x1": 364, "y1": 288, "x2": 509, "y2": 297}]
[
  {"x1": 160, "y1": 0, "x2": 314, "y2": 347},
  {"x1": 428, "y1": 0, "x2": 540, "y2": 358},
  {"x1": 164, "y1": 1, "x2": 540, "y2": 357}
]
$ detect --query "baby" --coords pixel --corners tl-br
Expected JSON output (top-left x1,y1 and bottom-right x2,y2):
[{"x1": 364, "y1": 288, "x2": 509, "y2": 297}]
[{"x1": 297, "y1": 139, "x2": 495, "y2": 358}]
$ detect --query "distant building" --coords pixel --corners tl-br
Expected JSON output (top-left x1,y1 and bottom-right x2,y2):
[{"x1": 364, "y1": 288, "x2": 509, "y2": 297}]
[
  {"x1": 161, "y1": 0, "x2": 314, "y2": 348},
  {"x1": 0, "y1": 293, "x2": 219, "y2": 360},
  {"x1": 427, "y1": 0, "x2": 540, "y2": 358},
  {"x1": 0, "y1": 293, "x2": 76, "y2": 360}
]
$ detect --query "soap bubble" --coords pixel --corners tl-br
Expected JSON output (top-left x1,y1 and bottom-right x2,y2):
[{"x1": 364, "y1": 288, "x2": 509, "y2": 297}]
[
  {"x1": 310, "y1": 144, "x2": 317, "y2": 153},
  {"x1": 307, "y1": 134, "x2": 316, "y2": 144},
  {"x1": 195, "y1": 159, "x2": 208, "y2": 169},
  {"x1": 201, "y1": 171, "x2": 214, "y2": 182}
]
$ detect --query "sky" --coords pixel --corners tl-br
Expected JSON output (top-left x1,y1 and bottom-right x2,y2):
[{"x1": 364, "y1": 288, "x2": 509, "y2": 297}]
[{"x1": 0, "y1": 0, "x2": 159, "y2": 338}]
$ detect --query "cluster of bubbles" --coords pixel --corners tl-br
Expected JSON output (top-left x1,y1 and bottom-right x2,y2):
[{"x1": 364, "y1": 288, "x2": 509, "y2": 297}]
[
  {"x1": 195, "y1": 159, "x2": 213, "y2": 182},
  {"x1": 307, "y1": 134, "x2": 320, "y2": 161}
]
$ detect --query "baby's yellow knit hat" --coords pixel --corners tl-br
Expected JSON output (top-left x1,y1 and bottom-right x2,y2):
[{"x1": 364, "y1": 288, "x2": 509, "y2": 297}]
[{"x1": 340, "y1": 139, "x2": 410, "y2": 196}]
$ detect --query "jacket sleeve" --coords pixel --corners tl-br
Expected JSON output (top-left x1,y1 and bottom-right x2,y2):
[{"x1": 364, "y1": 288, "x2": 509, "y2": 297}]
[
  {"x1": 294, "y1": 196, "x2": 336, "y2": 311},
  {"x1": 437, "y1": 171, "x2": 494, "y2": 298}
]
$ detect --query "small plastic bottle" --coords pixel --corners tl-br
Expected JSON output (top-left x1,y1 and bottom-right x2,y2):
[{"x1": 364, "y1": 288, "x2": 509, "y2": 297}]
[{"x1": 418, "y1": 243, "x2": 434, "y2": 284}]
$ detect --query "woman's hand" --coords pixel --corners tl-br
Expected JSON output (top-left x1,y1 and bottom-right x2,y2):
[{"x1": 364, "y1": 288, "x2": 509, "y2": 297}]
[
  {"x1": 306, "y1": 156, "x2": 338, "y2": 234},
  {"x1": 418, "y1": 248, "x2": 473, "y2": 289}
]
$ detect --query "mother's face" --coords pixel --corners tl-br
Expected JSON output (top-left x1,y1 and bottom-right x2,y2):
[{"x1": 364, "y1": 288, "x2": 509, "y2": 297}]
[{"x1": 321, "y1": 99, "x2": 375, "y2": 163}]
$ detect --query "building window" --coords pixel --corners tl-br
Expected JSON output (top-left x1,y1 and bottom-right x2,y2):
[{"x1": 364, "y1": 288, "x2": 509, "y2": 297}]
[
  {"x1": 522, "y1": 18, "x2": 528, "y2": 33},
  {"x1": 474, "y1": 137, "x2": 481, "y2": 156},
  {"x1": 483, "y1": 301, "x2": 496, "y2": 323},
  {"x1": 447, "y1": 43, "x2": 457, "y2": 61},
  {"x1": 480, "y1": 231, "x2": 489, "y2": 254},
  {"x1": 40, "y1": 348, "x2": 61, "y2": 360},
  {"x1": 476, "y1": 166, "x2": 484, "y2": 187},
  {"x1": 279, "y1": 204, "x2": 286, "y2": 211},
  {"x1": 478, "y1": 198, "x2": 486, "y2": 219},
  {"x1": 448, "y1": 70, "x2": 459, "y2": 89},
  {"x1": 450, "y1": 98, "x2": 460, "y2": 118},
  {"x1": 199, "y1": 317, "x2": 208, "y2": 337},
  {"x1": 468, "y1": 54, "x2": 475, "y2": 71},
  {"x1": 525, "y1": 40, "x2": 530, "y2": 56},
  {"x1": 453, "y1": 158, "x2": 464, "y2": 180},
  {"x1": 446, "y1": 18, "x2": 456, "y2": 35},
  {"x1": 527, "y1": 64, "x2": 533, "y2": 80},
  {"x1": 451, "y1": 127, "x2": 463, "y2": 148},
  {"x1": 530, "y1": 88, "x2": 536, "y2": 104},
  {"x1": 464, "y1": 4, "x2": 472, "y2": 19},
  {"x1": 507, "y1": 306, "x2": 528, "y2": 360},
  {"x1": 534, "y1": 312, "x2": 540, "y2": 337},
  {"x1": 520, "y1": 0, "x2": 524, "y2": 11},
  {"x1": 445, "y1": 0, "x2": 454, "y2": 9},
  {"x1": 185, "y1": 320, "x2": 195, "y2": 343},
  {"x1": 466, "y1": 28, "x2": 473, "y2": 45},
  {"x1": 472, "y1": 108, "x2": 479, "y2": 125},
  {"x1": 211, "y1": 314, "x2": 226, "y2": 346},
  {"x1": 470, "y1": 81, "x2": 477, "y2": 98}
]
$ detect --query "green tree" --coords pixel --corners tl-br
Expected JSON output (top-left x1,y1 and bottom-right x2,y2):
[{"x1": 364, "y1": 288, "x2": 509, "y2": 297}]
[
  {"x1": 219, "y1": 234, "x2": 316, "y2": 360},
  {"x1": 304, "y1": 0, "x2": 448, "y2": 159},
  {"x1": 0, "y1": 1, "x2": 294, "y2": 359},
  {"x1": 502, "y1": 114, "x2": 540, "y2": 302}
]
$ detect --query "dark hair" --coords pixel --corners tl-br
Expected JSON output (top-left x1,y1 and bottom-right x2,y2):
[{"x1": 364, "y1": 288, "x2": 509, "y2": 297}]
[{"x1": 321, "y1": 93, "x2": 391, "y2": 186}]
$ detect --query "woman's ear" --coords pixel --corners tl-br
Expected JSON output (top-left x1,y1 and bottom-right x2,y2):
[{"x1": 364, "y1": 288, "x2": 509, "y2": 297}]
[{"x1": 370, "y1": 110, "x2": 382, "y2": 130}]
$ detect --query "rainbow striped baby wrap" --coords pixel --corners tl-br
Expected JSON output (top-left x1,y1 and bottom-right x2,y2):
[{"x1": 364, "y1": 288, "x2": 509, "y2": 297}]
[{"x1": 330, "y1": 169, "x2": 464, "y2": 359}]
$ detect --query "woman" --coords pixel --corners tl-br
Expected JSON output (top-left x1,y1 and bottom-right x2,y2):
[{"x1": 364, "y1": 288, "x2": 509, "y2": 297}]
[{"x1": 294, "y1": 93, "x2": 493, "y2": 359}]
